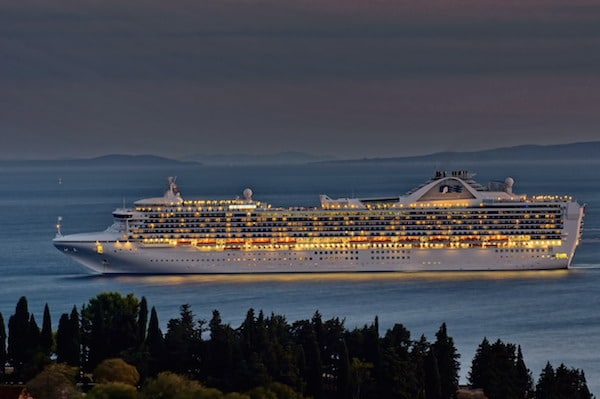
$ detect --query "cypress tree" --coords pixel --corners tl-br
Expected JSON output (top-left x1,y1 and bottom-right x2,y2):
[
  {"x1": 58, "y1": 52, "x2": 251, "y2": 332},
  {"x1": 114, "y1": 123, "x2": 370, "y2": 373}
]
[
  {"x1": 56, "y1": 307, "x2": 80, "y2": 367},
  {"x1": 88, "y1": 303, "x2": 108, "y2": 369},
  {"x1": 432, "y1": 323, "x2": 460, "y2": 399},
  {"x1": 41, "y1": 303, "x2": 53, "y2": 356},
  {"x1": 69, "y1": 306, "x2": 81, "y2": 367},
  {"x1": 146, "y1": 307, "x2": 166, "y2": 376},
  {"x1": 8, "y1": 296, "x2": 30, "y2": 373},
  {"x1": 138, "y1": 297, "x2": 148, "y2": 348},
  {"x1": 56, "y1": 313, "x2": 71, "y2": 364},
  {"x1": 28, "y1": 314, "x2": 41, "y2": 356}
]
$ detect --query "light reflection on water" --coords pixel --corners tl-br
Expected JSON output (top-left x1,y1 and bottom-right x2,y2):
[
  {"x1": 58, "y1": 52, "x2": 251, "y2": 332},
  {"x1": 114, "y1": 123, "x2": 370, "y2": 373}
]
[{"x1": 105, "y1": 269, "x2": 573, "y2": 286}]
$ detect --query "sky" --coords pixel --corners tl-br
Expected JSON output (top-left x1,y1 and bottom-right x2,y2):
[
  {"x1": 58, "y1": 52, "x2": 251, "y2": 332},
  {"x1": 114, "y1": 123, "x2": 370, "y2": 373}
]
[{"x1": 1, "y1": 0, "x2": 599, "y2": 160}]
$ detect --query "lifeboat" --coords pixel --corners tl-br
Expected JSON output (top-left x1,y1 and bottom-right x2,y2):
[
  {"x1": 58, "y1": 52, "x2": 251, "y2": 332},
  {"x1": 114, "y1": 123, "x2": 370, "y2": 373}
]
[
  {"x1": 196, "y1": 239, "x2": 217, "y2": 246},
  {"x1": 276, "y1": 237, "x2": 296, "y2": 244},
  {"x1": 349, "y1": 237, "x2": 369, "y2": 243},
  {"x1": 251, "y1": 238, "x2": 271, "y2": 245},
  {"x1": 371, "y1": 236, "x2": 392, "y2": 242}
]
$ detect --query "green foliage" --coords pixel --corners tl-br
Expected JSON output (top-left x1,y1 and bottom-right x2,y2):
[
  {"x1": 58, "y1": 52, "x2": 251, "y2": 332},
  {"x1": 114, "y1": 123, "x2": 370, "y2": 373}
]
[
  {"x1": 469, "y1": 338, "x2": 533, "y2": 399},
  {"x1": 349, "y1": 358, "x2": 374, "y2": 399},
  {"x1": 223, "y1": 393, "x2": 251, "y2": 399},
  {"x1": 1, "y1": 295, "x2": 595, "y2": 399},
  {"x1": 140, "y1": 371, "x2": 206, "y2": 399},
  {"x1": 82, "y1": 292, "x2": 141, "y2": 370},
  {"x1": 93, "y1": 358, "x2": 140, "y2": 386},
  {"x1": 26, "y1": 363, "x2": 82, "y2": 399},
  {"x1": 164, "y1": 304, "x2": 204, "y2": 377},
  {"x1": 87, "y1": 383, "x2": 138, "y2": 399}
]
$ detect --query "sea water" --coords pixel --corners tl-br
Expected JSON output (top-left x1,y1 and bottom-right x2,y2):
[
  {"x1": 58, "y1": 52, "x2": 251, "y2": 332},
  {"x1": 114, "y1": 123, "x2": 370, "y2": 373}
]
[{"x1": 0, "y1": 160, "x2": 598, "y2": 392}]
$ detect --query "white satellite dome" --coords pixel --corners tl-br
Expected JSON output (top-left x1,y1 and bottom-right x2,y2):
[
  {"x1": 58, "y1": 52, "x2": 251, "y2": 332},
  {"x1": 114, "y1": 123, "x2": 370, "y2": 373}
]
[
  {"x1": 504, "y1": 177, "x2": 514, "y2": 194},
  {"x1": 243, "y1": 188, "x2": 253, "y2": 200}
]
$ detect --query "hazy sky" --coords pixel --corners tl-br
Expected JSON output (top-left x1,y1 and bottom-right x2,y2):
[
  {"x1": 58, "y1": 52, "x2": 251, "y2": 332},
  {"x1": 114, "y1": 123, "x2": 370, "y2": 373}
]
[{"x1": 2, "y1": 0, "x2": 599, "y2": 159}]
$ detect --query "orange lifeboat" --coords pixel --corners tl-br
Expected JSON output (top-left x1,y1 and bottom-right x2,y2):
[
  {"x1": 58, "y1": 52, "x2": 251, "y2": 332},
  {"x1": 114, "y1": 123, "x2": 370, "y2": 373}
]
[
  {"x1": 251, "y1": 237, "x2": 271, "y2": 245},
  {"x1": 196, "y1": 239, "x2": 217, "y2": 246}
]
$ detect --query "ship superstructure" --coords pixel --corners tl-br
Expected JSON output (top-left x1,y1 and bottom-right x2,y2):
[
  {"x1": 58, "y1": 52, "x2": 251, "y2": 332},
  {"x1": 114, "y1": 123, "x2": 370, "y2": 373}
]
[{"x1": 53, "y1": 172, "x2": 585, "y2": 274}]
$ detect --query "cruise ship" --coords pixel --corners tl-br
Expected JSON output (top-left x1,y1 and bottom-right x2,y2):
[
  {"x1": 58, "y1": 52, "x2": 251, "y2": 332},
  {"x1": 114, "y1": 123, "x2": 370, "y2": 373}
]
[{"x1": 53, "y1": 172, "x2": 585, "y2": 274}]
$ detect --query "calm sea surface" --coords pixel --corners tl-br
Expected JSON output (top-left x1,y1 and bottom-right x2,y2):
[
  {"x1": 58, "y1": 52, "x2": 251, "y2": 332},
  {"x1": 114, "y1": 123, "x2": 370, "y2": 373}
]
[{"x1": 0, "y1": 160, "x2": 598, "y2": 392}]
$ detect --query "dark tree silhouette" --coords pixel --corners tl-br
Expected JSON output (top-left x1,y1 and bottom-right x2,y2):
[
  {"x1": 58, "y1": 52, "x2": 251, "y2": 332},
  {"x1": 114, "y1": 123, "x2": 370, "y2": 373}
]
[
  {"x1": 138, "y1": 297, "x2": 148, "y2": 348},
  {"x1": 82, "y1": 292, "x2": 140, "y2": 370},
  {"x1": 164, "y1": 304, "x2": 203, "y2": 377},
  {"x1": 56, "y1": 306, "x2": 81, "y2": 367},
  {"x1": 40, "y1": 304, "x2": 53, "y2": 356},
  {"x1": 432, "y1": 323, "x2": 460, "y2": 399},
  {"x1": 145, "y1": 306, "x2": 166, "y2": 376},
  {"x1": 8, "y1": 296, "x2": 31, "y2": 376}
]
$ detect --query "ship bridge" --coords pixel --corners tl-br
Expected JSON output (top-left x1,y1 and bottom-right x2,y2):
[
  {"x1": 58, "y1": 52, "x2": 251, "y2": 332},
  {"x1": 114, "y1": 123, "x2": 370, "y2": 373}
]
[{"x1": 320, "y1": 171, "x2": 520, "y2": 209}]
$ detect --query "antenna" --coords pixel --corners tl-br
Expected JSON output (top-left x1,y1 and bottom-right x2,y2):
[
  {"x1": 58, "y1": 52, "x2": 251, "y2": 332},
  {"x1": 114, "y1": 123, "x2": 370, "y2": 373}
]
[{"x1": 55, "y1": 216, "x2": 63, "y2": 238}]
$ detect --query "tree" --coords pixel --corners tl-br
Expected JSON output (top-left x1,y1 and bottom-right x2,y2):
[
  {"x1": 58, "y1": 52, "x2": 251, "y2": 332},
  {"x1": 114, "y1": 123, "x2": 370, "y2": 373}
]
[
  {"x1": 57, "y1": 306, "x2": 81, "y2": 366},
  {"x1": 349, "y1": 358, "x2": 373, "y2": 399},
  {"x1": 432, "y1": 323, "x2": 460, "y2": 399},
  {"x1": 424, "y1": 350, "x2": 442, "y2": 399},
  {"x1": 514, "y1": 346, "x2": 533, "y2": 399},
  {"x1": 379, "y1": 323, "x2": 418, "y2": 398},
  {"x1": 93, "y1": 358, "x2": 140, "y2": 386},
  {"x1": 469, "y1": 337, "x2": 491, "y2": 391},
  {"x1": 146, "y1": 306, "x2": 166, "y2": 376},
  {"x1": 138, "y1": 297, "x2": 148, "y2": 348},
  {"x1": 470, "y1": 339, "x2": 533, "y2": 399},
  {"x1": 40, "y1": 303, "x2": 53, "y2": 356},
  {"x1": 26, "y1": 363, "x2": 82, "y2": 399},
  {"x1": 535, "y1": 362, "x2": 554, "y2": 399},
  {"x1": 207, "y1": 309, "x2": 236, "y2": 389},
  {"x1": 291, "y1": 319, "x2": 322, "y2": 399},
  {"x1": 8, "y1": 296, "x2": 31, "y2": 374},
  {"x1": 82, "y1": 292, "x2": 140, "y2": 369},
  {"x1": 164, "y1": 304, "x2": 203, "y2": 377},
  {"x1": 87, "y1": 383, "x2": 138, "y2": 399},
  {"x1": 537, "y1": 362, "x2": 593, "y2": 399},
  {"x1": 140, "y1": 371, "x2": 205, "y2": 399}
]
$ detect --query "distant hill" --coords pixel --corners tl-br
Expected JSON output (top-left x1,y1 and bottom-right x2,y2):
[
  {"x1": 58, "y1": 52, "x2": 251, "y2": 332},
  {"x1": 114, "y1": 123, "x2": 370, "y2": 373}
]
[
  {"x1": 182, "y1": 151, "x2": 336, "y2": 165},
  {"x1": 1, "y1": 142, "x2": 597, "y2": 166},
  {"x1": 326, "y1": 141, "x2": 600, "y2": 164},
  {"x1": 0, "y1": 154, "x2": 201, "y2": 167}
]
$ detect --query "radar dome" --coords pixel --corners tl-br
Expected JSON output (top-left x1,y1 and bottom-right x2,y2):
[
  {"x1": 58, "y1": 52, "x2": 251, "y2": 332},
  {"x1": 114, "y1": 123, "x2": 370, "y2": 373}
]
[
  {"x1": 504, "y1": 177, "x2": 514, "y2": 194},
  {"x1": 243, "y1": 188, "x2": 253, "y2": 201}
]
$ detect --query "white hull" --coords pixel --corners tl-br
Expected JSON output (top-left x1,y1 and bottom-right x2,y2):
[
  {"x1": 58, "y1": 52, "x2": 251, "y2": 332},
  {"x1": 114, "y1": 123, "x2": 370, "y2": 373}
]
[
  {"x1": 54, "y1": 240, "x2": 573, "y2": 274},
  {"x1": 53, "y1": 172, "x2": 585, "y2": 275}
]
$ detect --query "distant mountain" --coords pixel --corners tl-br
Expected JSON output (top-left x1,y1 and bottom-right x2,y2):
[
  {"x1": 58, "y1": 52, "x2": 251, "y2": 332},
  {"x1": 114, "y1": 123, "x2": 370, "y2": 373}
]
[
  {"x1": 0, "y1": 154, "x2": 201, "y2": 167},
  {"x1": 182, "y1": 151, "x2": 336, "y2": 165},
  {"x1": 326, "y1": 141, "x2": 600, "y2": 164}
]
